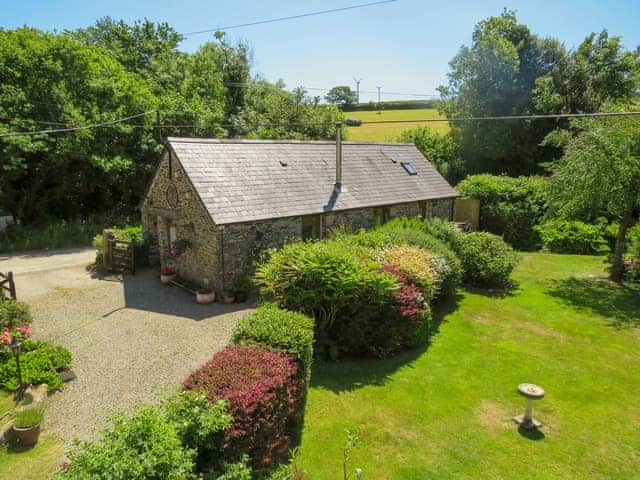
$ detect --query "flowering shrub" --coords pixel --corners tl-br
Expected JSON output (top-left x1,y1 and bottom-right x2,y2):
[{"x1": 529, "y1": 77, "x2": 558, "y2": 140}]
[
  {"x1": 0, "y1": 323, "x2": 31, "y2": 347},
  {"x1": 378, "y1": 245, "x2": 439, "y2": 300},
  {"x1": 0, "y1": 298, "x2": 32, "y2": 330},
  {"x1": 183, "y1": 345, "x2": 303, "y2": 468}
]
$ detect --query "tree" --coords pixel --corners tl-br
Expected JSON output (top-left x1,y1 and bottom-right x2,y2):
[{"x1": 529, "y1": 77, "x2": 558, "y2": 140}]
[
  {"x1": 440, "y1": 10, "x2": 639, "y2": 177},
  {"x1": 397, "y1": 127, "x2": 463, "y2": 183},
  {"x1": 324, "y1": 86, "x2": 358, "y2": 108},
  {"x1": 533, "y1": 30, "x2": 639, "y2": 114},
  {"x1": 0, "y1": 28, "x2": 158, "y2": 222},
  {"x1": 545, "y1": 116, "x2": 640, "y2": 281}
]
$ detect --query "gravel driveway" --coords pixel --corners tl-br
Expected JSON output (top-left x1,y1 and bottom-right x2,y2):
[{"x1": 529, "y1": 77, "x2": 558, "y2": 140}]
[{"x1": 1, "y1": 249, "x2": 253, "y2": 443}]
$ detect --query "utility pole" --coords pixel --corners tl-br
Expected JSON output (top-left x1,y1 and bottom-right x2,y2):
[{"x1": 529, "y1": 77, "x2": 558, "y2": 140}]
[
  {"x1": 377, "y1": 86, "x2": 382, "y2": 110},
  {"x1": 353, "y1": 78, "x2": 362, "y2": 103}
]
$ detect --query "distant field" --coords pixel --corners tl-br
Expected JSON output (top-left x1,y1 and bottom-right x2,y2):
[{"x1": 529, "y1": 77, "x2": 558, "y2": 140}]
[{"x1": 344, "y1": 108, "x2": 449, "y2": 142}]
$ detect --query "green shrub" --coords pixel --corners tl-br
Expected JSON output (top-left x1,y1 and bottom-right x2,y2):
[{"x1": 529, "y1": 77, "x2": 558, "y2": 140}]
[
  {"x1": 0, "y1": 299, "x2": 32, "y2": 329},
  {"x1": 14, "y1": 406, "x2": 44, "y2": 428},
  {"x1": 535, "y1": 220, "x2": 607, "y2": 254},
  {"x1": 163, "y1": 390, "x2": 232, "y2": 460},
  {"x1": 627, "y1": 223, "x2": 640, "y2": 258},
  {"x1": 255, "y1": 240, "x2": 399, "y2": 357},
  {"x1": 456, "y1": 232, "x2": 519, "y2": 288},
  {"x1": 58, "y1": 405, "x2": 197, "y2": 480},
  {"x1": 0, "y1": 340, "x2": 71, "y2": 391},
  {"x1": 212, "y1": 456, "x2": 252, "y2": 480},
  {"x1": 422, "y1": 217, "x2": 460, "y2": 249},
  {"x1": 233, "y1": 304, "x2": 314, "y2": 385},
  {"x1": 457, "y1": 174, "x2": 547, "y2": 250}
]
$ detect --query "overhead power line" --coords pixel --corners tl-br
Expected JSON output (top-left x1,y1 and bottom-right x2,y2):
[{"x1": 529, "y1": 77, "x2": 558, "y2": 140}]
[
  {"x1": 0, "y1": 111, "x2": 155, "y2": 138},
  {"x1": 183, "y1": 0, "x2": 397, "y2": 36},
  {"x1": 358, "y1": 111, "x2": 640, "y2": 124}
]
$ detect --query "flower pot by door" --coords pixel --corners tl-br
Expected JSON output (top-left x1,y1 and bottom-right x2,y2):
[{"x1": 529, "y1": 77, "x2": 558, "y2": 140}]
[
  {"x1": 13, "y1": 424, "x2": 41, "y2": 447},
  {"x1": 196, "y1": 290, "x2": 215, "y2": 305}
]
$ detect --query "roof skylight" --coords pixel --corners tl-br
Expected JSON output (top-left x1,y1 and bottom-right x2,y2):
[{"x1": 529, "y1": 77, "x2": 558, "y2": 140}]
[{"x1": 401, "y1": 162, "x2": 417, "y2": 175}]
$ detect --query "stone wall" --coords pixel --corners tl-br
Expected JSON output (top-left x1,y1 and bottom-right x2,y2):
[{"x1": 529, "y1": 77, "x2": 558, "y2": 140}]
[
  {"x1": 142, "y1": 154, "x2": 456, "y2": 293},
  {"x1": 428, "y1": 199, "x2": 454, "y2": 219},
  {"x1": 141, "y1": 152, "x2": 219, "y2": 289}
]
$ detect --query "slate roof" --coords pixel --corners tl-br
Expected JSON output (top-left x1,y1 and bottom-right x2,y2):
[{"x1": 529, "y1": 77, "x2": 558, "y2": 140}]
[{"x1": 167, "y1": 137, "x2": 458, "y2": 225}]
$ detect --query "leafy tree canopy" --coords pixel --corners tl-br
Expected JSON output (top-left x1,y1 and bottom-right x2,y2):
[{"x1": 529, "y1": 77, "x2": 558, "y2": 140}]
[{"x1": 325, "y1": 86, "x2": 358, "y2": 108}]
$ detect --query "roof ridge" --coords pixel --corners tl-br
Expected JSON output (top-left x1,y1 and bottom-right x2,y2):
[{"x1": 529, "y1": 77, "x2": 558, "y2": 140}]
[{"x1": 167, "y1": 137, "x2": 414, "y2": 147}]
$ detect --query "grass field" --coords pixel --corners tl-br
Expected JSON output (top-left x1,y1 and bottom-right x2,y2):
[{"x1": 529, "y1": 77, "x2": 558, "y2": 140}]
[
  {"x1": 298, "y1": 253, "x2": 640, "y2": 479},
  {"x1": 344, "y1": 108, "x2": 449, "y2": 142}
]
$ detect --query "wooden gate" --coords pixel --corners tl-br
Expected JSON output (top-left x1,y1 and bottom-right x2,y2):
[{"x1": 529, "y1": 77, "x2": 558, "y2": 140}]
[
  {"x1": 102, "y1": 230, "x2": 135, "y2": 274},
  {"x1": 0, "y1": 271, "x2": 16, "y2": 300}
]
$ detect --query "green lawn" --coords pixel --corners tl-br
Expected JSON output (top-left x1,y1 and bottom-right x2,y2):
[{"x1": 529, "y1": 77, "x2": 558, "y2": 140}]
[
  {"x1": 344, "y1": 108, "x2": 449, "y2": 142},
  {"x1": 0, "y1": 432, "x2": 64, "y2": 480},
  {"x1": 298, "y1": 253, "x2": 640, "y2": 479}
]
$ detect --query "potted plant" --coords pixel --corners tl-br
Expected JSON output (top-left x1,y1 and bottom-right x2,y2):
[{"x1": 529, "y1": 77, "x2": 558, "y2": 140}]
[
  {"x1": 160, "y1": 265, "x2": 176, "y2": 284},
  {"x1": 196, "y1": 278, "x2": 215, "y2": 305},
  {"x1": 172, "y1": 238, "x2": 192, "y2": 258},
  {"x1": 232, "y1": 277, "x2": 252, "y2": 303},
  {"x1": 221, "y1": 289, "x2": 235, "y2": 304},
  {"x1": 13, "y1": 406, "x2": 44, "y2": 447}
]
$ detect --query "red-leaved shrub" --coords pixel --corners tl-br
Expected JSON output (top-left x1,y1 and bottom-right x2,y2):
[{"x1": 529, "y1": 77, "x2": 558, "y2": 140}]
[
  {"x1": 381, "y1": 264, "x2": 428, "y2": 318},
  {"x1": 183, "y1": 344, "x2": 303, "y2": 467}
]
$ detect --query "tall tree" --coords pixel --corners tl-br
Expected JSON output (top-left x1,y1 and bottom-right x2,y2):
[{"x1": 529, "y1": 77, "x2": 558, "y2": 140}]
[{"x1": 545, "y1": 116, "x2": 640, "y2": 281}]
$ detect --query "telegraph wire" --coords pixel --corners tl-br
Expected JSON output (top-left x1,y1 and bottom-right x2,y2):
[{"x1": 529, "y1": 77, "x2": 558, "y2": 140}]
[
  {"x1": 0, "y1": 111, "x2": 155, "y2": 138},
  {"x1": 183, "y1": 0, "x2": 397, "y2": 36}
]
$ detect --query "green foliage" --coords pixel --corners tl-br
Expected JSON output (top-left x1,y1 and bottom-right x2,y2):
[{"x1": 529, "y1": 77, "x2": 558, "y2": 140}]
[
  {"x1": 342, "y1": 99, "x2": 437, "y2": 111},
  {"x1": 440, "y1": 10, "x2": 639, "y2": 176},
  {"x1": 347, "y1": 218, "x2": 462, "y2": 298},
  {"x1": 0, "y1": 345, "x2": 63, "y2": 391},
  {"x1": 212, "y1": 456, "x2": 252, "y2": 480},
  {"x1": 13, "y1": 406, "x2": 44, "y2": 428},
  {"x1": 545, "y1": 116, "x2": 640, "y2": 280},
  {"x1": 22, "y1": 340, "x2": 73, "y2": 370},
  {"x1": 422, "y1": 217, "x2": 461, "y2": 250},
  {"x1": 255, "y1": 240, "x2": 399, "y2": 357},
  {"x1": 59, "y1": 405, "x2": 197, "y2": 480},
  {"x1": 455, "y1": 232, "x2": 519, "y2": 288},
  {"x1": 535, "y1": 220, "x2": 608, "y2": 254},
  {"x1": 456, "y1": 174, "x2": 548, "y2": 250},
  {"x1": 325, "y1": 86, "x2": 358, "y2": 108},
  {"x1": 397, "y1": 127, "x2": 464, "y2": 183},
  {"x1": 0, "y1": 299, "x2": 31, "y2": 329},
  {"x1": 163, "y1": 390, "x2": 232, "y2": 458},
  {"x1": 233, "y1": 304, "x2": 315, "y2": 385},
  {"x1": 628, "y1": 223, "x2": 640, "y2": 258}
]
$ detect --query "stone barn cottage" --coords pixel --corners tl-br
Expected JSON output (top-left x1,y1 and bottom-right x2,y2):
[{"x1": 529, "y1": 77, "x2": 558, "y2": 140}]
[{"x1": 141, "y1": 135, "x2": 457, "y2": 292}]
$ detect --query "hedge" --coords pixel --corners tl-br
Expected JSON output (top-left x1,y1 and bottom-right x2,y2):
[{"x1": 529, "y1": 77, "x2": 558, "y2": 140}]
[
  {"x1": 232, "y1": 304, "x2": 314, "y2": 385},
  {"x1": 535, "y1": 220, "x2": 608, "y2": 254},
  {"x1": 457, "y1": 174, "x2": 547, "y2": 250},
  {"x1": 183, "y1": 344, "x2": 303, "y2": 468}
]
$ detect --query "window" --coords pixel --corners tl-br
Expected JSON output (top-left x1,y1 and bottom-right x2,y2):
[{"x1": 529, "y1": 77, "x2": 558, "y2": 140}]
[
  {"x1": 374, "y1": 207, "x2": 391, "y2": 226},
  {"x1": 401, "y1": 162, "x2": 417, "y2": 175},
  {"x1": 302, "y1": 215, "x2": 322, "y2": 240}
]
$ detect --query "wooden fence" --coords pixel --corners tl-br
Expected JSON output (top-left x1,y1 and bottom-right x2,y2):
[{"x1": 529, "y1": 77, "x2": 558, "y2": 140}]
[{"x1": 0, "y1": 271, "x2": 16, "y2": 300}]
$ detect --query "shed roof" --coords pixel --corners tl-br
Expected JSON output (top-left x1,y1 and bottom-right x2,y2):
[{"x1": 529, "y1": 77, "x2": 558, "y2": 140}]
[{"x1": 167, "y1": 137, "x2": 457, "y2": 225}]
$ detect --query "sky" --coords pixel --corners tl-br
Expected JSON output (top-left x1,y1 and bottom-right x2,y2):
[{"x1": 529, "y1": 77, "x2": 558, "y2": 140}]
[{"x1": 2, "y1": 0, "x2": 639, "y2": 103}]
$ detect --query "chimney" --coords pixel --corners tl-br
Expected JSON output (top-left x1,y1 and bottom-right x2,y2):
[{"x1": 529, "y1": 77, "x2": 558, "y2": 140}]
[{"x1": 335, "y1": 121, "x2": 343, "y2": 188}]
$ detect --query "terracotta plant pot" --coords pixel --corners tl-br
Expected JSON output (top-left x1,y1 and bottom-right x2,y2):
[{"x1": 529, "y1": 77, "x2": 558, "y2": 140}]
[
  {"x1": 196, "y1": 289, "x2": 215, "y2": 305},
  {"x1": 222, "y1": 291, "x2": 235, "y2": 304},
  {"x1": 13, "y1": 423, "x2": 41, "y2": 447},
  {"x1": 160, "y1": 274, "x2": 175, "y2": 284}
]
